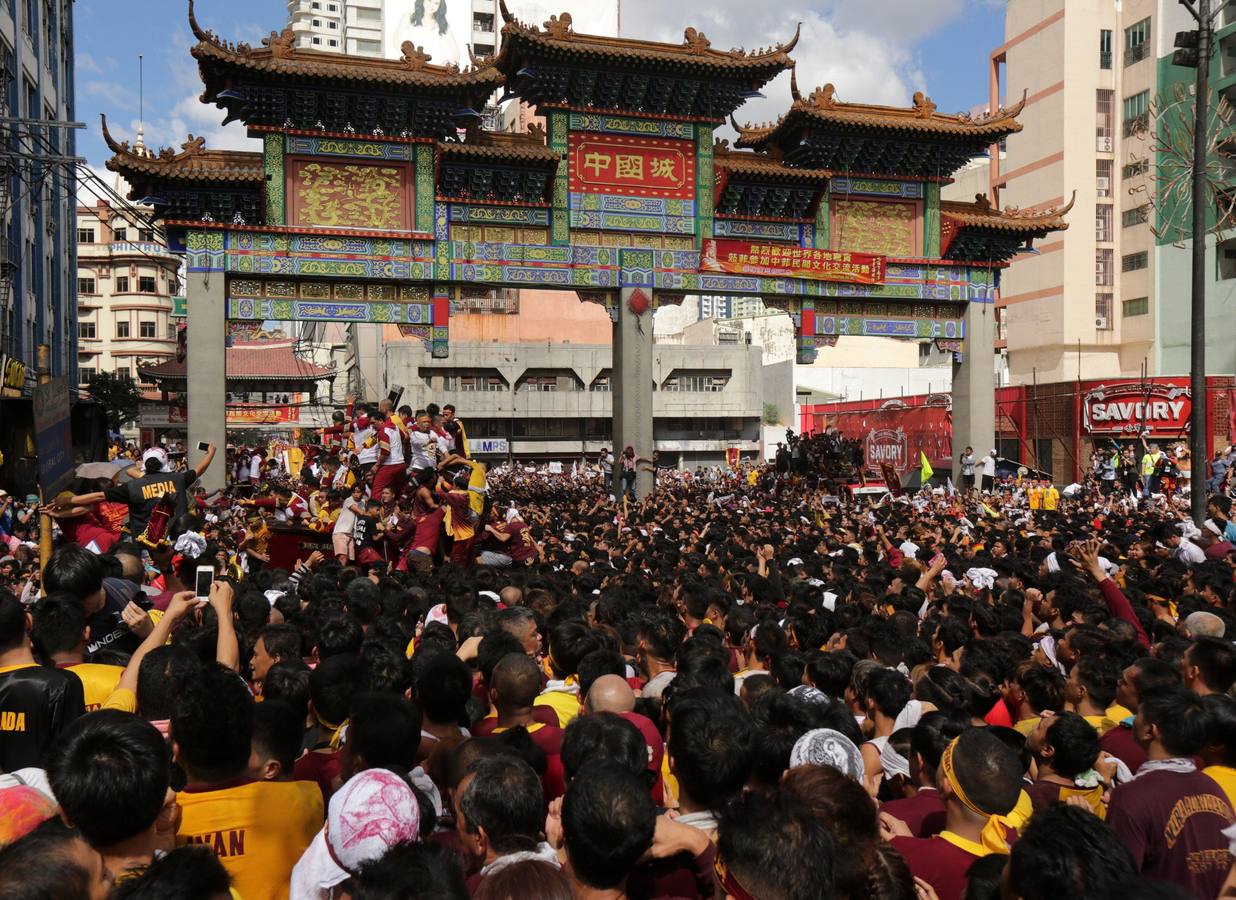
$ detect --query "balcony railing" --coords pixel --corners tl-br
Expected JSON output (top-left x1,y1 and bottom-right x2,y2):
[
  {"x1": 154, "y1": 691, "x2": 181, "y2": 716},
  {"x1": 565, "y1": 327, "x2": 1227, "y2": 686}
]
[{"x1": 1125, "y1": 43, "x2": 1149, "y2": 66}]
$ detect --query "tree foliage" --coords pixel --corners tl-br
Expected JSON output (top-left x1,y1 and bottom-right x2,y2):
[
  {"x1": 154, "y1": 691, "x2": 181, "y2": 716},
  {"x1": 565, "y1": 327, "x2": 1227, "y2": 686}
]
[{"x1": 88, "y1": 372, "x2": 141, "y2": 429}]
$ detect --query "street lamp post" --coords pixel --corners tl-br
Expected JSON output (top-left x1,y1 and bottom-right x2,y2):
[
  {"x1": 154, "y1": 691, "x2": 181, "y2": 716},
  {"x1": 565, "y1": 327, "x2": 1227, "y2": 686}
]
[{"x1": 1177, "y1": 0, "x2": 1214, "y2": 525}]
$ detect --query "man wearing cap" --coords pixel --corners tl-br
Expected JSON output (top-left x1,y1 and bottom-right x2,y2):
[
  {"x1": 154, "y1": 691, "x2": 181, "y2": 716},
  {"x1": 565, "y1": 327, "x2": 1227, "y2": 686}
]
[{"x1": 57, "y1": 444, "x2": 217, "y2": 541}]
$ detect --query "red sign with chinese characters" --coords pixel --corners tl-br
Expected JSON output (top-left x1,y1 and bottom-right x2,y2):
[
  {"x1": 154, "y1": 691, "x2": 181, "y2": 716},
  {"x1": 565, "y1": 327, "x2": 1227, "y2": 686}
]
[
  {"x1": 568, "y1": 133, "x2": 695, "y2": 199},
  {"x1": 699, "y1": 239, "x2": 886, "y2": 285}
]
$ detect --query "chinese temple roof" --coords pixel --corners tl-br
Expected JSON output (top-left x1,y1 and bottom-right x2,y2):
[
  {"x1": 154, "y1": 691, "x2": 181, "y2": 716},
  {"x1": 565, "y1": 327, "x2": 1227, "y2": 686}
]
[
  {"x1": 187, "y1": 0, "x2": 501, "y2": 135},
  {"x1": 734, "y1": 79, "x2": 1024, "y2": 178},
  {"x1": 713, "y1": 146, "x2": 830, "y2": 182},
  {"x1": 438, "y1": 126, "x2": 561, "y2": 166},
  {"x1": 495, "y1": 2, "x2": 796, "y2": 121},
  {"x1": 101, "y1": 115, "x2": 264, "y2": 186},
  {"x1": 940, "y1": 193, "x2": 1072, "y2": 262},
  {"x1": 139, "y1": 341, "x2": 336, "y2": 382}
]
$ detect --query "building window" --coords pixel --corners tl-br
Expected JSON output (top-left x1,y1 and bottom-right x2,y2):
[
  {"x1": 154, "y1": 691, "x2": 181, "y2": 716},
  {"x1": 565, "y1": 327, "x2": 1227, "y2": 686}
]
[
  {"x1": 591, "y1": 374, "x2": 612, "y2": 392},
  {"x1": 1123, "y1": 90, "x2": 1149, "y2": 137},
  {"x1": 312, "y1": 18, "x2": 320, "y2": 26},
  {"x1": 1123, "y1": 296, "x2": 1149, "y2": 316},
  {"x1": 79, "y1": 367, "x2": 96, "y2": 383},
  {"x1": 139, "y1": 228, "x2": 155, "y2": 242},
  {"x1": 138, "y1": 276, "x2": 157, "y2": 293},
  {"x1": 662, "y1": 372, "x2": 730, "y2": 392},
  {"x1": 311, "y1": 1, "x2": 319, "y2": 7},
  {"x1": 139, "y1": 320, "x2": 156, "y2": 338},
  {"x1": 116, "y1": 320, "x2": 130, "y2": 338},
  {"x1": 1096, "y1": 90, "x2": 1114, "y2": 151},
  {"x1": 115, "y1": 276, "x2": 129, "y2": 292},
  {"x1": 1123, "y1": 205, "x2": 1149, "y2": 227},
  {"x1": 520, "y1": 376, "x2": 560, "y2": 393},
  {"x1": 1096, "y1": 204, "x2": 1113, "y2": 242},
  {"x1": 77, "y1": 276, "x2": 96, "y2": 295},
  {"x1": 312, "y1": 37, "x2": 321, "y2": 45},
  {"x1": 1125, "y1": 17, "x2": 1150, "y2": 65},
  {"x1": 1096, "y1": 249, "x2": 1114, "y2": 285},
  {"x1": 1096, "y1": 293, "x2": 1114, "y2": 329},
  {"x1": 76, "y1": 227, "x2": 95, "y2": 244},
  {"x1": 77, "y1": 321, "x2": 95, "y2": 339},
  {"x1": 1096, "y1": 159, "x2": 1113, "y2": 197},
  {"x1": 1122, "y1": 250, "x2": 1149, "y2": 271},
  {"x1": 1100, "y1": 29, "x2": 1113, "y2": 69},
  {"x1": 116, "y1": 368, "x2": 132, "y2": 383},
  {"x1": 1123, "y1": 158, "x2": 1149, "y2": 179},
  {"x1": 167, "y1": 323, "x2": 177, "y2": 341},
  {"x1": 329, "y1": 39, "x2": 338, "y2": 47},
  {"x1": 328, "y1": 20, "x2": 337, "y2": 29},
  {"x1": 113, "y1": 226, "x2": 126, "y2": 241}
]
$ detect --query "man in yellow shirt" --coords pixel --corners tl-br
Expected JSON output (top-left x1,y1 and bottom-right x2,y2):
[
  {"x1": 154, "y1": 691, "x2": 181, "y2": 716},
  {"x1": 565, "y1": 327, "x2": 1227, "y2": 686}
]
[
  {"x1": 1027, "y1": 483, "x2": 1043, "y2": 511},
  {"x1": 173, "y1": 661, "x2": 323, "y2": 900},
  {"x1": 1041, "y1": 481, "x2": 1060, "y2": 511},
  {"x1": 31, "y1": 594, "x2": 124, "y2": 711}
]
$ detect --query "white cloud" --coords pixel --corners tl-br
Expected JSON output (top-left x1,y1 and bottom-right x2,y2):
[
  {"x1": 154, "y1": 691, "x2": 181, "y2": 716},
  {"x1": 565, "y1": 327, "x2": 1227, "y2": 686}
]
[{"x1": 75, "y1": 163, "x2": 129, "y2": 208}]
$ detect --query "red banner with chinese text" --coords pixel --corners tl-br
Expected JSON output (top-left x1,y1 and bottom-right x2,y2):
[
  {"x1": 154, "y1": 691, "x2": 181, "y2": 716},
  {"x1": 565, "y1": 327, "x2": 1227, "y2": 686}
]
[
  {"x1": 568, "y1": 133, "x2": 695, "y2": 200},
  {"x1": 699, "y1": 239, "x2": 886, "y2": 284}
]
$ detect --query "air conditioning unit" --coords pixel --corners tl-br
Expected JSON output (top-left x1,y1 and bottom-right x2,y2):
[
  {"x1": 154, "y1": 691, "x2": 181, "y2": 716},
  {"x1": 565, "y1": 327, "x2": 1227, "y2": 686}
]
[
  {"x1": 1096, "y1": 176, "x2": 1111, "y2": 192},
  {"x1": 1097, "y1": 136, "x2": 1114, "y2": 152},
  {"x1": 1095, "y1": 315, "x2": 1109, "y2": 329}
]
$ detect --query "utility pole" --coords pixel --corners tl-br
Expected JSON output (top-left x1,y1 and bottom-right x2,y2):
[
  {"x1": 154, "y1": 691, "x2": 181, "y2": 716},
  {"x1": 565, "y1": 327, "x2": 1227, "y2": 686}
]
[
  {"x1": 36, "y1": 343, "x2": 51, "y2": 578},
  {"x1": 1174, "y1": 0, "x2": 1214, "y2": 525}
]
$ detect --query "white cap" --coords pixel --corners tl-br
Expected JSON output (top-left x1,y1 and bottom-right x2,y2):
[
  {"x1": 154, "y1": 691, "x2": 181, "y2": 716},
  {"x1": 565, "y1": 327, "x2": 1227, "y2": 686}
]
[{"x1": 141, "y1": 448, "x2": 169, "y2": 472}]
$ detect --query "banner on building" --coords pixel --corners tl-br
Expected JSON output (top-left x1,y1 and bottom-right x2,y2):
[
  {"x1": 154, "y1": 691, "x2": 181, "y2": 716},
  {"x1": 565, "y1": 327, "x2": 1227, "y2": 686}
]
[
  {"x1": 0, "y1": 355, "x2": 25, "y2": 398},
  {"x1": 1082, "y1": 379, "x2": 1192, "y2": 436},
  {"x1": 141, "y1": 402, "x2": 300, "y2": 427},
  {"x1": 825, "y1": 402, "x2": 952, "y2": 473},
  {"x1": 699, "y1": 239, "x2": 885, "y2": 284}
]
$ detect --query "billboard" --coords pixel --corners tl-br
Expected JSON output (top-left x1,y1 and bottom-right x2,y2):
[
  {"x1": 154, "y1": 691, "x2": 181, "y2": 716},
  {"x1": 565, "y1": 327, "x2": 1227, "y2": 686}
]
[
  {"x1": 1082, "y1": 379, "x2": 1192, "y2": 437},
  {"x1": 384, "y1": 0, "x2": 474, "y2": 66}
]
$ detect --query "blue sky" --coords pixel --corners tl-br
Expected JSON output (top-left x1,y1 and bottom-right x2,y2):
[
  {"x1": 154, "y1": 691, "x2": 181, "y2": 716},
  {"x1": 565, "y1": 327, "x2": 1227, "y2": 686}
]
[{"x1": 74, "y1": 0, "x2": 1005, "y2": 186}]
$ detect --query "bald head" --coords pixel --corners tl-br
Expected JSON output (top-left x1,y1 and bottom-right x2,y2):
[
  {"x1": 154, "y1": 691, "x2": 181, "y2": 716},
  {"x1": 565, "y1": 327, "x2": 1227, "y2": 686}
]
[
  {"x1": 587, "y1": 674, "x2": 635, "y2": 714},
  {"x1": 1184, "y1": 611, "x2": 1225, "y2": 639},
  {"x1": 113, "y1": 552, "x2": 143, "y2": 583},
  {"x1": 499, "y1": 585, "x2": 523, "y2": 607}
]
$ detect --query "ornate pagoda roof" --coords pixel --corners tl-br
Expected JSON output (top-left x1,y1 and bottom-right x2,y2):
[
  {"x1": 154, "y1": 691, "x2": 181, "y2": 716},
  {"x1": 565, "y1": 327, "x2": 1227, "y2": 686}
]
[
  {"x1": 187, "y1": 0, "x2": 501, "y2": 135},
  {"x1": 140, "y1": 341, "x2": 335, "y2": 382},
  {"x1": 713, "y1": 144, "x2": 830, "y2": 182},
  {"x1": 495, "y1": 2, "x2": 796, "y2": 120},
  {"x1": 438, "y1": 124, "x2": 561, "y2": 165},
  {"x1": 940, "y1": 195, "x2": 1072, "y2": 232},
  {"x1": 101, "y1": 114, "x2": 264, "y2": 188},
  {"x1": 734, "y1": 78, "x2": 1025, "y2": 177},
  {"x1": 940, "y1": 193, "x2": 1072, "y2": 262},
  {"x1": 189, "y1": 0, "x2": 502, "y2": 93}
]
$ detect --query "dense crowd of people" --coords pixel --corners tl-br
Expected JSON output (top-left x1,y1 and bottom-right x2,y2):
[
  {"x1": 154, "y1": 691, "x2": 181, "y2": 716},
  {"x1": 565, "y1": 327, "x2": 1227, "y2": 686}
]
[{"x1": 1, "y1": 397, "x2": 1235, "y2": 900}]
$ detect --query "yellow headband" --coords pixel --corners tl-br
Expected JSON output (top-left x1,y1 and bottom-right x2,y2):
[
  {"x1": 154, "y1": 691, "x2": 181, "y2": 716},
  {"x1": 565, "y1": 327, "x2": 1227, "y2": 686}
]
[{"x1": 940, "y1": 737, "x2": 1011, "y2": 854}]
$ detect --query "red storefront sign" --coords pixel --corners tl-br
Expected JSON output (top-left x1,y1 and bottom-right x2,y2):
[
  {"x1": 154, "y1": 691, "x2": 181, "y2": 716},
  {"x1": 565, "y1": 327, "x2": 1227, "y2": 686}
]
[
  {"x1": 699, "y1": 239, "x2": 885, "y2": 284},
  {"x1": 866, "y1": 428, "x2": 908, "y2": 471},
  {"x1": 1082, "y1": 380, "x2": 1191, "y2": 436},
  {"x1": 568, "y1": 133, "x2": 695, "y2": 199}
]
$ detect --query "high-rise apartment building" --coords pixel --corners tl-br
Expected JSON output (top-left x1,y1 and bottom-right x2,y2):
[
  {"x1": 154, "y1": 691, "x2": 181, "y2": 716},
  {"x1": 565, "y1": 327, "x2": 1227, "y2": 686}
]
[
  {"x1": 75, "y1": 199, "x2": 181, "y2": 390},
  {"x1": 287, "y1": 0, "x2": 501, "y2": 59},
  {"x1": 0, "y1": 0, "x2": 77, "y2": 386},
  {"x1": 992, "y1": 0, "x2": 1236, "y2": 384}
]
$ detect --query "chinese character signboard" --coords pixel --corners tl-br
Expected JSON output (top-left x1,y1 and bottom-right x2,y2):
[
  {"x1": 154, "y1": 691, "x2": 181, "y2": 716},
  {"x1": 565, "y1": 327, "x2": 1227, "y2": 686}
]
[
  {"x1": 700, "y1": 239, "x2": 886, "y2": 285},
  {"x1": 568, "y1": 134, "x2": 695, "y2": 199},
  {"x1": 141, "y1": 403, "x2": 300, "y2": 427}
]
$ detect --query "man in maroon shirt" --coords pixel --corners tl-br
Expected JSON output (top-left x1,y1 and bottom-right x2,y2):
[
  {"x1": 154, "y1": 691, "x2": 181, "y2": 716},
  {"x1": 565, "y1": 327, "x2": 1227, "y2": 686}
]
[
  {"x1": 1107, "y1": 686, "x2": 1235, "y2": 898},
  {"x1": 885, "y1": 728, "x2": 1024, "y2": 900},
  {"x1": 481, "y1": 653, "x2": 565, "y2": 802},
  {"x1": 1006, "y1": 803, "x2": 1136, "y2": 898},
  {"x1": 1101, "y1": 657, "x2": 1180, "y2": 774},
  {"x1": 881, "y1": 711, "x2": 961, "y2": 837}
]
